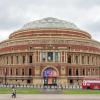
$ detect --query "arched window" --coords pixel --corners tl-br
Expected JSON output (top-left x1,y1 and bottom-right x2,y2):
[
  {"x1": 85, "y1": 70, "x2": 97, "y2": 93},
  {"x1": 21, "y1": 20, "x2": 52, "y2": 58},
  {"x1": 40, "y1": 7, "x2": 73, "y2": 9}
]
[
  {"x1": 82, "y1": 56, "x2": 84, "y2": 64},
  {"x1": 10, "y1": 69, "x2": 12, "y2": 75},
  {"x1": 22, "y1": 55, "x2": 25, "y2": 64},
  {"x1": 68, "y1": 55, "x2": 71, "y2": 63},
  {"x1": 70, "y1": 80, "x2": 73, "y2": 84},
  {"x1": 22, "y1": 69, "x2": 24, "y2": 75},
  {"x1": 29, "y1": 68, "x2": 32, "y2": 76},
  {"x1": 29, "y1": 46, "x2": 33, "y2": 50},
  {"x1": 11, "y1": 56, "x2": 13, "y2": 64},
  {"x1": 76, "y1": 69, "x2": 78, "y2": 76},
  {"x1": 75, "y1": 56, "x2": 78, "y2": 64},
  {"x1": 16, "y1": 69, "x2": 18, "y2": 76},
  {"x1": 69, "y1": 68, "x2": 72, "y2": 76},
  {"x1": 82, "y1": 69, "x2": 85, "y2": 76},
  {"x1": 29, "y1": 55, "x2": 32, "y2": 63}
]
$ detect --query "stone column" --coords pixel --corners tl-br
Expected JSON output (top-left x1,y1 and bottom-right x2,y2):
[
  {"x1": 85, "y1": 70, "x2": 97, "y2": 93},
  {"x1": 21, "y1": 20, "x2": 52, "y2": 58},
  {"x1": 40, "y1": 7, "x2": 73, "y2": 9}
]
[
  {"x1": 61, "y1": 66, "x2": 66, "y2": 76},
  {"x1": 72, "y1": 54, "x2": 75, "y2": 64},
  {"x1": 90, "y1": 68, "x2": 92, "y2": 76},
  {"x1": 58, "y1": 52, "x2": 61, "y2": 62},
  {"x1": 95, "y1": 57, "x2": 97, "y2": 65},
  {"x1": 90, "y1": 55, "x2": 92, "y2": 65},
  {"x1": 33, "y1": 51, "x2": 36, "y2": 62},
  {"x1": 85, "y1": 68, "x2": 86, "y2": 76},
  {"x1": 25, "y1": 54, "x2": 28, "y2": 64},
  {"x1": 13, "y1": 55, "x2": 16, "y2": 64},
  {"x1": 53, "y1": 51, "x2": 55, "y2": 62},
  {"x1": 8, "y1": 56, "x2": 11, "y2": 64},
  {"x1": 46, "y1": 51, "x2": 47, "y2": 62},
  {"x1": 78, "y1": 68, "x2": 80, "y2": 76},
  {"x1": 98, "y1": 67, "x2": 100, "y2": 77},
  {"x1": 79, "y1": 54, "x2": 82, "y2": 65},
  {"x1": 61, "y1": 51, "x2": 64, "y2": 62},
  {"x1": 36, "y1": 51, "x2": 38, "y2": 62},
  {"x1": 35, "y1": 66, "x2": 40, "y2": 76},
  {"x1": 65, "y1": 52, "x2": 67, "y2": 63},
  {"x1": 32, "y1": 53, "x2": 34, "y2": 63},
  {"x1": 19, "y1": 55, "x2": 22, "y2": 64},
  {"x1": 13, "y1": 68, "x2": 16, "y2": 76},
  {"x1": 38, "y1": 50, "x2": 40, "y2": 62},
  {"x1": 59, "y1": 51, "x2": 61, "y2": 62},
  {"x1": 63, "y1": 51, "x2": 65, "y2": 62}
]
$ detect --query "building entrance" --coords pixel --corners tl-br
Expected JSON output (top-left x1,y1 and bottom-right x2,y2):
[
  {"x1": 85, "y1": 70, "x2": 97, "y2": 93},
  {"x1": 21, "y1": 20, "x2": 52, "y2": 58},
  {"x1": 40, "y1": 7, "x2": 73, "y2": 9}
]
[{"x1": 43, "y1": 67, "x2": 58, "y2": 86}]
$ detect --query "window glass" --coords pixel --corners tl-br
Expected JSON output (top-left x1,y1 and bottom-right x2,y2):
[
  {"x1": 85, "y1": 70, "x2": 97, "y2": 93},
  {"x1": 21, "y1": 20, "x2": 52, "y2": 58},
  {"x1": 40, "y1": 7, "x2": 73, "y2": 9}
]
[
  {"x1": 22, "y1": 69, "x2": 24, "y2": 75},
  {"x1": 55, "y1": 52, "x2": 58, "y2": 62},
  {"x1": 42, "y1": 52, "x2": 46, "y2": 62},
  {"x1": 76, "y1": 69, "x2": 78, "y2": 76},
  {"x1": 69, "y1": 68, "x2": 72, "y2": 76},
  {"x1": 68, "y1": 55, "x2": 71, "y2": 63},
  {"x1": 82, "y1": 56, "x2": 84, "y2": 64},
  {"x1": 47, "y1": 52, "x2": 53, "y2": 61},
  {"x1": 29, "y1": 68, "x2": 32, "y2": 76},
  {"x1": 83, "y1": 69, "x2": 85, "y2": 75},
  {"x1": 16, "y1": 69, "x2": 18, "y2": 75},
  {"x1": 29, "y1": 55, "x2": 32, "y2": 63},
  {"x1": 10, "y1": 69, "x2": 12, "y2": 75}
]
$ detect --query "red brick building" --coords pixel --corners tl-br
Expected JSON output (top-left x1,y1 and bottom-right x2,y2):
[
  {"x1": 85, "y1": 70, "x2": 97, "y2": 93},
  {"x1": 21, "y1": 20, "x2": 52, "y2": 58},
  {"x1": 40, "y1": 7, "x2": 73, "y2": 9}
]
[{"x1": 0, "y1": 17, "x2": 100, "y2": 86}]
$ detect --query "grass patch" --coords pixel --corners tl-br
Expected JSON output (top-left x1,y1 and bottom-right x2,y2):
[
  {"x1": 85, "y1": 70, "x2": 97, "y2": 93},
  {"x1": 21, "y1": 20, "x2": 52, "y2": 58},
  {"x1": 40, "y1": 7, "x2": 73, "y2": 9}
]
[
  {"x1": 0, "y1": 87, "x2": 100, "y2": 94},
  {"x1": 0, "y1": 87, "x2": 41, "y2": 94},
  {"x1": 63, "y1": 89, "x2": 100, "y2": 94}
]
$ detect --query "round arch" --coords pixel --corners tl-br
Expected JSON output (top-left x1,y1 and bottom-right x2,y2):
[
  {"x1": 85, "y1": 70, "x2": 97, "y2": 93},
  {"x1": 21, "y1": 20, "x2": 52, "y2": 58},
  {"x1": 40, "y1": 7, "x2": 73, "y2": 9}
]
[{"x1": 41, "y1": 66, "x2": 59, "y2": 77}]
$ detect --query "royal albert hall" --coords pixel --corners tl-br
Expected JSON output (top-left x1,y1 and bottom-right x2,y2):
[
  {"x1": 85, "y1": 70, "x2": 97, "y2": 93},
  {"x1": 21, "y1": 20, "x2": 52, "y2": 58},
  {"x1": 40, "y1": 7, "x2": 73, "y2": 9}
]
[{"x1": 0, "y1": 17, "x2": 100, "y2": 86}]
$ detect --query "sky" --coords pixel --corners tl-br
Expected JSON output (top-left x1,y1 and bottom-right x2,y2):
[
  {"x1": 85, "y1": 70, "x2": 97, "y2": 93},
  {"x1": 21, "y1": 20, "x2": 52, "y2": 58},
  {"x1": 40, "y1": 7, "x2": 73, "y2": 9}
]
[{"x1": 0, "y1": 0, "x2": 100, "y2": 41}]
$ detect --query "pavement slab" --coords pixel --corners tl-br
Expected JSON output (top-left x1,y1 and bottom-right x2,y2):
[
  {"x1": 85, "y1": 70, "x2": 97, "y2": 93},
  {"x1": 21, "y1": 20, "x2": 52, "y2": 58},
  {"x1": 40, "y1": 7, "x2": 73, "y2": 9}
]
[{"x1": 0, "y1": 94, "x2": 100, "y2": 100}]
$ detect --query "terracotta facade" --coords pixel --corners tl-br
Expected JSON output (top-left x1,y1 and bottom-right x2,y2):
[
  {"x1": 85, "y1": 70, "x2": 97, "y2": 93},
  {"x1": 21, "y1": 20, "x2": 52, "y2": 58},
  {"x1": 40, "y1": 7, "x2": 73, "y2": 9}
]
[{"x1": 0, "y1": 17, "x2": 100, "y2": 86}]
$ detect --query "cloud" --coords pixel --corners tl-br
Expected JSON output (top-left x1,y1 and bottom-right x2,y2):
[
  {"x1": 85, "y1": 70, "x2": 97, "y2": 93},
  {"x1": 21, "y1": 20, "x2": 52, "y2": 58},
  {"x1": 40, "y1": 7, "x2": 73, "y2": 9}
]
[
  {"x1": 77, "y1": 0, "x2": 100, "y2": 9},
  {"x1": 0, "y1": 0, "x2": 100, "y2": 41}
]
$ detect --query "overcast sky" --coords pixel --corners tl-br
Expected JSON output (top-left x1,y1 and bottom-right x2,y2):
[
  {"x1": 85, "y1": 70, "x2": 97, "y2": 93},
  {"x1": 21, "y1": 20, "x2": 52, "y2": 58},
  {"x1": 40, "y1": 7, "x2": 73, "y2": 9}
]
[{"x1": 0, "y1": 0, "x2": 100, "y2": 41}]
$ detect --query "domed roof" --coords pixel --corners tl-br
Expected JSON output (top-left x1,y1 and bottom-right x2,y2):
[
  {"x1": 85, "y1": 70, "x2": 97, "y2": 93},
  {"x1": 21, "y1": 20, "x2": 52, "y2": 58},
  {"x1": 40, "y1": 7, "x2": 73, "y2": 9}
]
[
  {"x1": 21, "y1": 17, "x2": 79, "y2": 30},
  {"x1": 9, "y1": 17, "x2": 91, "y2": 40}
]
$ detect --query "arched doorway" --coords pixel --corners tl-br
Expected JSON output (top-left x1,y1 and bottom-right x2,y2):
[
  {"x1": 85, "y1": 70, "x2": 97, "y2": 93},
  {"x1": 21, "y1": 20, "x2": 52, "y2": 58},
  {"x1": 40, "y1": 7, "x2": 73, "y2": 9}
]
[{"x1": 43, "y1": 67, "x2": 58, "y2": 86}]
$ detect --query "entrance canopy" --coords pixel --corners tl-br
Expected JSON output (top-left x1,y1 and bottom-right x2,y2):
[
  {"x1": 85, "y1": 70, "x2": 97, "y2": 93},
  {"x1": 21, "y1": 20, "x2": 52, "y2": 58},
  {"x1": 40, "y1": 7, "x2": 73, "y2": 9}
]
[{"x1": 43, "y1": 67, "x2": 58, "y2": 77}]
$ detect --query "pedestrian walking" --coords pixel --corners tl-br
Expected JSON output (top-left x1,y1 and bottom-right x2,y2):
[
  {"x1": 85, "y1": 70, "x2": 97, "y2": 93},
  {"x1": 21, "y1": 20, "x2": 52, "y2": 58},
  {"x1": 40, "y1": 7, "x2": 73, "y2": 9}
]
[{"x1": 11, "y1": 86, "x2": 16, "y2": 98}]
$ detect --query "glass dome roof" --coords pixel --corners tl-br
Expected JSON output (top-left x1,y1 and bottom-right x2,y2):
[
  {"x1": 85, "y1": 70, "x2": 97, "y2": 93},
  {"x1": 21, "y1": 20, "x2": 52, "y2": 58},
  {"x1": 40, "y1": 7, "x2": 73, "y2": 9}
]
[{"x1": 21, "y1": 17, "x2": 79, "y2": 30}]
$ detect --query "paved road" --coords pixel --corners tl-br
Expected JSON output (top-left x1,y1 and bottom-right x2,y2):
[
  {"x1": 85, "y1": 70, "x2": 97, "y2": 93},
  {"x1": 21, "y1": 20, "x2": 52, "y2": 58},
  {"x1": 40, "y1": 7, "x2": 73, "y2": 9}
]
[{"x1": 0, "y1": 94, "x2": 100, "y2": 100}]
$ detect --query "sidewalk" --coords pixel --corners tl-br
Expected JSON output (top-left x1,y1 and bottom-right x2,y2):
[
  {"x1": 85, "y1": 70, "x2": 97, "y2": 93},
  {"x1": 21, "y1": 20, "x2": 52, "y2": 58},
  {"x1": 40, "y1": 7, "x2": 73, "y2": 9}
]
[{"x1": 0, "y1": 94, "x2": 100, "y2": 100}]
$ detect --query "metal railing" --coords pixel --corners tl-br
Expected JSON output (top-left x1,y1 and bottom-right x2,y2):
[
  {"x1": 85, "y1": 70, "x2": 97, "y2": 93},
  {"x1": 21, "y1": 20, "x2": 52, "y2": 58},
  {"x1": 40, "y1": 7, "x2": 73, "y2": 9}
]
[{"x1": 0, "y1": 83, "x2": 82, "y2": 90}]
